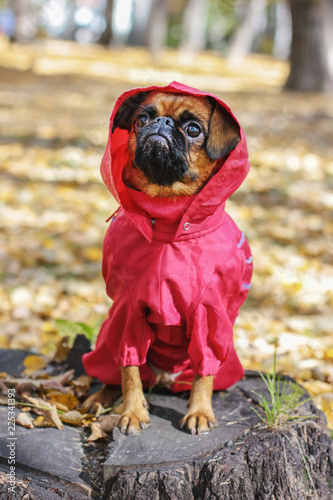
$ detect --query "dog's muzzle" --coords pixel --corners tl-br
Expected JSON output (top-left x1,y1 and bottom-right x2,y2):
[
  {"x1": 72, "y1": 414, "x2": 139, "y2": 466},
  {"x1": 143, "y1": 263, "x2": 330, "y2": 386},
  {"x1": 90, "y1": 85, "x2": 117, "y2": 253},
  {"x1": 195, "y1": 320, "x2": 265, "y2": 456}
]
[{"x1": 135, "y1": 118, "x2": 189, "y2": 186}]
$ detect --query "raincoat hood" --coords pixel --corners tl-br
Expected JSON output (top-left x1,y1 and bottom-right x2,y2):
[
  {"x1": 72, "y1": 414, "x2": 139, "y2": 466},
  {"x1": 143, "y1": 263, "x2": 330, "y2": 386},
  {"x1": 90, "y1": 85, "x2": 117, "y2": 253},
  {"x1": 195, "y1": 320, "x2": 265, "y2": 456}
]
[{"x1": 101, "y1": 81, "x2": 250, "y2": 242}]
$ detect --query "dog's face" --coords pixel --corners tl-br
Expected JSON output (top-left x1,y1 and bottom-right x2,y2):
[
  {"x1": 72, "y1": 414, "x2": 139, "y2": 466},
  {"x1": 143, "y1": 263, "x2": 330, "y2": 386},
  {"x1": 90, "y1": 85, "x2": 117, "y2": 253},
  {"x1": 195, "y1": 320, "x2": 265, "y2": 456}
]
[{"x1": 112, "y1": 91, "x2": 240, "y2": 197}]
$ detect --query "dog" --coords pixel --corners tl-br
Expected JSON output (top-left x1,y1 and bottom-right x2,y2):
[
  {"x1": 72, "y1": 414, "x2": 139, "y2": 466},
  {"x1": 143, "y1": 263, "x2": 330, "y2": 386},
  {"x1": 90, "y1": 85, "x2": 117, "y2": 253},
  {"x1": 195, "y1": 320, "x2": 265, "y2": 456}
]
[{"x1": 83, "y1": 82, "x2": 252, "y2": 435}]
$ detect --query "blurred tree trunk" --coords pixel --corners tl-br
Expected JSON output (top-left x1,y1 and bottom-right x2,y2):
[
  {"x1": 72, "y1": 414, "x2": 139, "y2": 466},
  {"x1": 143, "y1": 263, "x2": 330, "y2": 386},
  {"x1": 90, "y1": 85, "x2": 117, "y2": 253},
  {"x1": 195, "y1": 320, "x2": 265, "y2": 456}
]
[
  {"x1": 323, "y1": 1, "x2": 333, "y2": 78},
  {"x1": 285, "y1": 0, "x2": 332, "y2": 92},
  {"x1": 62, "y1": 0, "x2": 77, "y2": 41},
  {"x1": 99, "y1": 0, "x2": 114, "y2": 46},
  {"x1": 179, "y1": 0, "x2": 207, "y2": 64},
  {"x1": 146, "y1": 0, "x2": 169, "y2": 62},
  {"x1": 273, "y1": 2, "x2": 292, "y2": 59},
  {"x1": 13, "y1": 0, "x2": 35, "y2": 42},
  {"x1": 128, "y1": 0, "x2": 152, "y2": 46},
  {"x1": 227, "y1": 0, "x2": 266, "y2": 64}
]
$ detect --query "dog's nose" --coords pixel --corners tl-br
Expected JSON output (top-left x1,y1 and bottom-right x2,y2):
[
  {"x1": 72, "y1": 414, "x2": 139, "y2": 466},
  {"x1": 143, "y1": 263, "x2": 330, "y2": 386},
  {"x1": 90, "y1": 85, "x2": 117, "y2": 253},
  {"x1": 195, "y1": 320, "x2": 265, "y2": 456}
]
[{"x1": 153, "y1": 116, "x2": 174, "y2": 128}]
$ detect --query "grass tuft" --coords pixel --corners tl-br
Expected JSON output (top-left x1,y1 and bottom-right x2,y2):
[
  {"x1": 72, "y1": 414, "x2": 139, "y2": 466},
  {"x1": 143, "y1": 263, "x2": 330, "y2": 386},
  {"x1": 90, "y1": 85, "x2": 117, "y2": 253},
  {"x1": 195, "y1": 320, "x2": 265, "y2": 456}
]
[{"x1": 251, "y1": 343, "x2": 315, "y2": 429}]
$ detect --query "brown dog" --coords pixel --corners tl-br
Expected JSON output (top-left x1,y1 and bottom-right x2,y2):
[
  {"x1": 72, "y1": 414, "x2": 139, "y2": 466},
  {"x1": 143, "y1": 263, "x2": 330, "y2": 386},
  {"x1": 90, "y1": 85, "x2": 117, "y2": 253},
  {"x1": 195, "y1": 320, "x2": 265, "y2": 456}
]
[{"x1": 84, "y1": 88, "x2": 244, "y2": 435}]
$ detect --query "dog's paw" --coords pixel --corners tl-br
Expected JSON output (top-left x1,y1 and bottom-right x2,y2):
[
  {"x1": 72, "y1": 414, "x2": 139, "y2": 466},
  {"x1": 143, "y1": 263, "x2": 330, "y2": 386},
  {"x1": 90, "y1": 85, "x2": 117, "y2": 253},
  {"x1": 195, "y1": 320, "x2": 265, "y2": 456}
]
[
  {"x1": 83, "y1": 384, "x2": 121, "y2": 414},
  {"x1": 118, "y1": 408, "x2": 151, "y2": 435},
  {"x1": 179, "y1": 410, "x2": 218, "y2": 435}
]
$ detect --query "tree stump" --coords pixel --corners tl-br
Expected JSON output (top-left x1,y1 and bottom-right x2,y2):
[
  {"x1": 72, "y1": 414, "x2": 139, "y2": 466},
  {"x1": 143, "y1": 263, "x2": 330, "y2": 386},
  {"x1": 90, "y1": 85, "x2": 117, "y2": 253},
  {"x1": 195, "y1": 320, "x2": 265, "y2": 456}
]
[
  {"x1": 104, "y1": 373, "x2": 333, "y2": 500},
  {"x1": 0, "y1": 357, "x2": 332, "y2": 499}
]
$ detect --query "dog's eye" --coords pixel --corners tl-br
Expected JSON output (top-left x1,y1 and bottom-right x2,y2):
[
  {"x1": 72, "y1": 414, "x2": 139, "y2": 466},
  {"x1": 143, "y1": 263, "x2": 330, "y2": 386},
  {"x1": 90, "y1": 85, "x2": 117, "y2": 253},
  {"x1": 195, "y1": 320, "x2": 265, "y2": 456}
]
[
  {"x1": 185, "y1": 123, "x2": 201, "y2": 138},
  {"x1": 136, "y1": 115, "x2": 149, "y2": 127}
]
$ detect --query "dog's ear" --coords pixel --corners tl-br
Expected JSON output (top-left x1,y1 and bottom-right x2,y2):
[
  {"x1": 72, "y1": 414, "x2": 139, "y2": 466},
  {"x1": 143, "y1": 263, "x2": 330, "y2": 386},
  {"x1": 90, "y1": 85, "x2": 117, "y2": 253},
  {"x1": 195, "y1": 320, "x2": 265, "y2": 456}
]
[
  {"x1": 205, "y1": 97, "x2": 241, "y2": 160},
  {"x1": 112, "y1": 91, "x2": 149, "y2": 132}
]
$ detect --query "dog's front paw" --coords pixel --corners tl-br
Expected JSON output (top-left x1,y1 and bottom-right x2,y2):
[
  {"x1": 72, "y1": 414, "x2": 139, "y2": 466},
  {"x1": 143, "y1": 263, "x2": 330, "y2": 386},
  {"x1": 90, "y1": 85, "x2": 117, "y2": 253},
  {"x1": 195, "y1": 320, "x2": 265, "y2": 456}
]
[
  {"x1": 179, "y1": 410, "x2": 218, "y2": 435},
  {"x1": 118, "y1": 408, "x2": 151, "y2": 435}
]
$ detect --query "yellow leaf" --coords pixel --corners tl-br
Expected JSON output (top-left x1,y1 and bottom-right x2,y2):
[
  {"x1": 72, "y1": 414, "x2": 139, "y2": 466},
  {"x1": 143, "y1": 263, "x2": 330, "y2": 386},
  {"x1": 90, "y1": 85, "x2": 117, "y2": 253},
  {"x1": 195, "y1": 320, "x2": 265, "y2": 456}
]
[
  {"x1": 82, "y1": 247, "x2": 102, "y2": 262},
  {"x1": 33, "y1": 406, "x2": 63, "y2": 429},
  {"x1": 0, "y1": 336, "x2": 10, "y2": 349},
  {"x1": 320, "y1": 394, "x2": 333, "y2": 429},
  {"x1": 23, "y1": 355, "x2": 46, "y2": 374},
  {"x1": 325, "y1": 348, "x2": 333, "y2": 360},
  {"x1": 48, "y1": 393, "x2": 78, "y2": 411}
]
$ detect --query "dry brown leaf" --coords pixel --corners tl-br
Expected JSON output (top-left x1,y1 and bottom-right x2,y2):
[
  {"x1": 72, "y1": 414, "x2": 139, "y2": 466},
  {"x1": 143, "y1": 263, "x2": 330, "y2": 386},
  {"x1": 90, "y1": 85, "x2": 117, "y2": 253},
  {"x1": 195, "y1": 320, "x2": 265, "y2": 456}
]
[
  {"x1": 71, "y1": 375, "x2": 92, "y2": 396},
  {"x1": 16, "y1": 412, "x2": 34, "y2": 429},
  {"x1": 23, "y1": 395, "x2": 48, "y2": 407},
  {"x1": 4, "y1": 370, "x2": 75, "y2": 390},
  {"x1": 16, "y1": 382, "x2": 38, "y2": 397},
  {"x1": 60, "y1": 410, "x2": 83, "y2": 426},
  {"x1": 20, "y1": 395, "x2": 54, "y2": 417},
  {"x1": 86, "y1": 422, "x2": 108, "y2": 442},
  {"x1": 74, "y1": 375, "x2": 92, "y2": 387},
  {"x1": 0, "y1": 381, "x2": 8, "y2": 395},
  {"x1": 52, "y1": 401, "x2": 69, "y2": 412},
  {"x1": 41, "y1": 381, "x2": 67, "y2": 392},
  {"x1": 51, "y1": 369, "x2": 75, "y2": 386},
  {"x1": 49, "y1": 406, "x2": 63, "y2": 429},
  {"x1": 53, "y1": 337, "x2": 70, "y2": 363},
  {"x1": 98, "y1": 414, "x2": 119, "y2": 433}
]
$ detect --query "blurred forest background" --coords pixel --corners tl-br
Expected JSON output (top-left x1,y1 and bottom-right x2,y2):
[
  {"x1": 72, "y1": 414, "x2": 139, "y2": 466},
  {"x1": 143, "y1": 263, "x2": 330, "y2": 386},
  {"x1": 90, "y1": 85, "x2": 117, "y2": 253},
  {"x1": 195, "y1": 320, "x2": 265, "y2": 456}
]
[{"x1": 0, "y1": 0, "x2": 332, "y2": 428}]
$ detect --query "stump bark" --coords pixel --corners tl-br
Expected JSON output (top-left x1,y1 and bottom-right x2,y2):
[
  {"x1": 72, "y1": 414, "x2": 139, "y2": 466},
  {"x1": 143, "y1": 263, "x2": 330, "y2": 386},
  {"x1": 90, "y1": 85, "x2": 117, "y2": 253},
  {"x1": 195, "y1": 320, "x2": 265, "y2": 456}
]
[
  {"x1": 0, "y1": 363, "x2": 332, "y2": 499},
  {"x1": 104, "y1": 374, "x2": 333, "y2": 500}
]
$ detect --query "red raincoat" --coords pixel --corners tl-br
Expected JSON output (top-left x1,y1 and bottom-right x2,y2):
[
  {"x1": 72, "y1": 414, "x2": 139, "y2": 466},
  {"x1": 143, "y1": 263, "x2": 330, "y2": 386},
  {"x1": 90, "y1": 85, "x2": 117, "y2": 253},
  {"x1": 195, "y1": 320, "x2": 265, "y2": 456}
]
[{"x1": 82, "y1": 81, "x2": 253, "y2": 392}]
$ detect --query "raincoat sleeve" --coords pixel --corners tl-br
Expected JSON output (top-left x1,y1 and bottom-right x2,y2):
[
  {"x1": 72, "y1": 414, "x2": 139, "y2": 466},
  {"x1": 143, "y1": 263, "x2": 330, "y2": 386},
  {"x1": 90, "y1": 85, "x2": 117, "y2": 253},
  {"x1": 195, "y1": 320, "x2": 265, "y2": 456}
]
[
  {"x1": 102, "y1": 233, "x2": 155, "y2": 367},
  {"x1": 186, "y1": 275, "x2": 234, "y2": 377},
  {"x1": 186, "y1": 246, "x2": 252, "y2": 378}
]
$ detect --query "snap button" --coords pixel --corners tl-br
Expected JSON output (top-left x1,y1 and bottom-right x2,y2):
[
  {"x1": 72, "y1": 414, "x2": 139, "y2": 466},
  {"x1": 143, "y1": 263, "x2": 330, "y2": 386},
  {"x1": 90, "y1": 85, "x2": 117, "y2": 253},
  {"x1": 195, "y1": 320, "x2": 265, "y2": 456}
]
[{"x1": 183, "y1": 222, "x2": 191, "y2": 231}]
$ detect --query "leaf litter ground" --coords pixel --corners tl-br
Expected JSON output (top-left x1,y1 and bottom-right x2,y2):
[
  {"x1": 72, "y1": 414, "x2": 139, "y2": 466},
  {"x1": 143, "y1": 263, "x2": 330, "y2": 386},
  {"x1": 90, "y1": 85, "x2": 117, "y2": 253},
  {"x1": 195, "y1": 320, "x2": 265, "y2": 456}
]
[{"x1": 0, "y1": 37, "x2": 332, "y2": 432}]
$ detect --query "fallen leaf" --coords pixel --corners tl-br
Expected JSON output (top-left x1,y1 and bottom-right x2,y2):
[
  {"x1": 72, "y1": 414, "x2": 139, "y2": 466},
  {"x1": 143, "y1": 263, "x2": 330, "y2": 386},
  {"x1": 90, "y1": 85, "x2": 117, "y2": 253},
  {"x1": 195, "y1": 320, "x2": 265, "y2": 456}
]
[
  {"x1": 52, "y1": 401, "x2": 69, "y2": 412},
  {"x1": 48, "y1": 393, "x2": 78, "y2": 411},
  {"x1": 23, "y1": 354, "x2": 46, "y2": 375},
  {"x1": 53, "y1": 336, "x2": 71, "y2": 363},
  {"x1": 16, "y1": 412, "x2": 34, "y2": 429},
  {"x1": 60, "y1": 410, "x2": 83, "y2": 426},
  {"x1": 0, "y1": 381, "x2": 8, "y2": 395},
  {"x1": 33, "y1": 406, "x2": 63, "y2": 429},
  {"x1": 40, "y1": 369, "x2": 75, "y2": 389},
  {"x1": 98, "y1": 414, "x2": 119, "y2": 433},
  {"x1": 16, "y1": 382, "x2": 38, "y2": 397},
  {"x1": 86, "y1": 422, "x2": 108, "y2": 442},
  {"x1": 325, "y1": 348, "x2": 333, "y2": 361},
  {"x1": 4, "y1": 370, "x2": 74, "y2": 389}
]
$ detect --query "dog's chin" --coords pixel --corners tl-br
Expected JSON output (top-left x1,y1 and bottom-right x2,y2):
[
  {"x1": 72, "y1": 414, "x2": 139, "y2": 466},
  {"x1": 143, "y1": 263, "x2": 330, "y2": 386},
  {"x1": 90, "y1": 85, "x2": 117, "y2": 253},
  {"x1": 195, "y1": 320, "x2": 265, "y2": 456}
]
[{"x1": 123, "y1": 166, "x2": 202, "y2": 198}]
